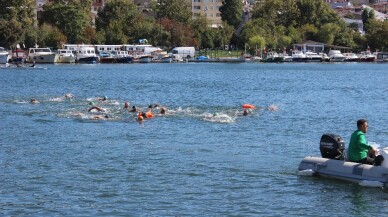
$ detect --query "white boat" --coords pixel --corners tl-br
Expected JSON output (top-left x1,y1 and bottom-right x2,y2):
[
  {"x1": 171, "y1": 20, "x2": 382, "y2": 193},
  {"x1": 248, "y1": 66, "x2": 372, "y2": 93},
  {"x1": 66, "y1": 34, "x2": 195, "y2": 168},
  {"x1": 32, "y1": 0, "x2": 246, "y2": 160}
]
[
  {"x1": 111, "y1": 50, "x2": 132, "y2": 63},
  {"x1": 291, "y1": 50, "x2": 307, "y2": 62},
  {"x1": 27, "y1": 47, "x2": 57, "y2": 63},
  {"x1": 64, "y1": 44, "x2": 99, "y2": 64},
  {"x1": 55, "y1": 49, "x2": 76, "y2": 63},
  {"x1": 279, "y1": 52, "x2": 292, "y2": 62},
  {"x1": 305, "y1": 51, "x2": 323, "y2": 62},
  {"x1": 328, "y1": 50, "x2": 346, "y2": 62},
  {"x1": 358, "y1": 50, "x2": 375, "y2": 62},
  {"x1": 342, "y1": 53, "x2": 359, "y2": 62},
  {"x1": 137, "y1": 55, "x2": 152, "y2": 63},
  {"x1": 298, "y1": 134, "x2": 388, "y2": 187},
  {"x1": 0, "y1": 47, "x2": 9, "y2": 64},
  {"x1": 319, "y1": 53, "x2": 330, "y2": 62},
  {"x1": 263, "y1": 51, "x2": 283, "y2": 63}
]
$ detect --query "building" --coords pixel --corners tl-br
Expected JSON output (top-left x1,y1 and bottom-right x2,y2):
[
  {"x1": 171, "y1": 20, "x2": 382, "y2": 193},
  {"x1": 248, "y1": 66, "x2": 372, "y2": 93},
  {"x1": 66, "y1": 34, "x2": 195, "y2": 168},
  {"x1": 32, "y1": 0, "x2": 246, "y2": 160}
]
[{"x1": 192, "y1": 0, "x2": 223, "y2": 27}]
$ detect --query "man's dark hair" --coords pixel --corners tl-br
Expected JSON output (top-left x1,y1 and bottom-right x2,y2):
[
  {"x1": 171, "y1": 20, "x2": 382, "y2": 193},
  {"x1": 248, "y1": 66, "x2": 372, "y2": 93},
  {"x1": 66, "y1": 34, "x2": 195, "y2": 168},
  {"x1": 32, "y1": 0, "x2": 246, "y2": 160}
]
[{"x1": 357, "y1": 119, "x2": 368, "y2": 128}]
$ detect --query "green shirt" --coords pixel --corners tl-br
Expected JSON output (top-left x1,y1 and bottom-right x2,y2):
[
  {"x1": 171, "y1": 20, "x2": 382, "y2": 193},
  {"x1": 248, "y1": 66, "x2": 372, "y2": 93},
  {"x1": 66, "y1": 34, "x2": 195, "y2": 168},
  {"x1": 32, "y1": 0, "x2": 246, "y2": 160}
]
[{"x1": 348, "y1": 130, "x2": 372, "y2": 161}]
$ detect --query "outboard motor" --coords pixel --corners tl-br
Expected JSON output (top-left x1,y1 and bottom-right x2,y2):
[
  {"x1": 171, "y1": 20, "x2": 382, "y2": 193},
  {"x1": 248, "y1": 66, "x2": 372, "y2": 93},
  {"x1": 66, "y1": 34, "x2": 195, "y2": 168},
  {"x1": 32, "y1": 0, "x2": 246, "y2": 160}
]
[{"x1": 320, "y1": 133, "x2": 346, "y2": 160}]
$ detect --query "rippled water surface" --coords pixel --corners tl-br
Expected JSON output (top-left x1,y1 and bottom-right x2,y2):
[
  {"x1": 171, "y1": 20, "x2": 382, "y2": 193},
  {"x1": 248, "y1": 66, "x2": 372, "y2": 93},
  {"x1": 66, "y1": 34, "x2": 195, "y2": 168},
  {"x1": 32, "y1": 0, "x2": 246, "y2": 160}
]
[{"x1": 1, "y1": 63, "x2": 388, "y2": 216}]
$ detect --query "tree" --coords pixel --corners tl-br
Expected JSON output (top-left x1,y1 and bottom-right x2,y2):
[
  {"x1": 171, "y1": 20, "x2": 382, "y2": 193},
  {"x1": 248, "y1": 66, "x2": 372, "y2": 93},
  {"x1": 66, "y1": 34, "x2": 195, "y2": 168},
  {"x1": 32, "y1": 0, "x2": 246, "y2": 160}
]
[
  {"x1": 219, "y1": 0, "x2": 243, "y2": 28},
  {"x1": 365, "y1": 20, "x2": 388, "y2": 51},
  {"x1": 153, "y1": 0, "x2": 191, "y2": 24},
  {"x1": 42, "y1": 3, "x2": 91, "y2": 44},
  {"x1": 248, "y1": 35, "x2": 266, "y2": 56},
  {"x1": 37, "y1": 24, "x2": 67, "y2": 49},
  {"x1": 0, "y1": 0, "x2": 36, "y2": 48},
  {"x1": 362, "y1": 8, "x2": 375, "y2": 33}
]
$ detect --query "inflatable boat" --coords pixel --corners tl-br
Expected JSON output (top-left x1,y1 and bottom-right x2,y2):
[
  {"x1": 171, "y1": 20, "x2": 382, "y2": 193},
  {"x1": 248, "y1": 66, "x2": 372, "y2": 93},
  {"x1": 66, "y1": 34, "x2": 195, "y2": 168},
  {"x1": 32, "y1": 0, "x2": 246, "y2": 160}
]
[{"x1": 298, "y1": 134, "x2": 388, "y2": 187}]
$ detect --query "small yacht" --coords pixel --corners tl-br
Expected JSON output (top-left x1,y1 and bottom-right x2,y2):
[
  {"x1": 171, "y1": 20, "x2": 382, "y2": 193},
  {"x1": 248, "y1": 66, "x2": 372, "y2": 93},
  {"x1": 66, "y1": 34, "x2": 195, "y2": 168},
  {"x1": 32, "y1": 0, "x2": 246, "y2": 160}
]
[
  {"x1": 55, "y1": 49, "x2": 76, "y2": 63},
  {"x1": 305, "y1": 51, "x2": 323, "y2": 62},
  {"x1": 0, "y1": 47, "x2": 9, "y2": 64},
  {"x1": 328, "y1": 50, "x2": 346, "y2": 62},
  {"x1": 75, "y1": 47, "x2": 98, "y2": 64},
  {"x1": 358, "y1": 50, "x2": 375, "y2": 62},
  {"x1": 263, "y1": 51, "x2": 283, "y2": 63},
  {"x1": 291, "y1": 50, "x2": 307, "y2": 62},
  {"x1": 342, "y1": 53, "x2": 359, "y2": 62},
  {"x1": 27, "y1": 47, "x2": 57, "y2": 63},
  {"x1": 11, "y1": 49, "x2": 27, "y2": 64}
]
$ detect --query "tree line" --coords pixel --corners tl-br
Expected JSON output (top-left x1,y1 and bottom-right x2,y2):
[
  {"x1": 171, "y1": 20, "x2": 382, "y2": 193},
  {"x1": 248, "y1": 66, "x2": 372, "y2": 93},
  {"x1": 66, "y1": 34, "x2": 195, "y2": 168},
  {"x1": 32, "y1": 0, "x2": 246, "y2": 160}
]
[{"x1": 0, "y1": 0, "x2": 386, "y2": 53}]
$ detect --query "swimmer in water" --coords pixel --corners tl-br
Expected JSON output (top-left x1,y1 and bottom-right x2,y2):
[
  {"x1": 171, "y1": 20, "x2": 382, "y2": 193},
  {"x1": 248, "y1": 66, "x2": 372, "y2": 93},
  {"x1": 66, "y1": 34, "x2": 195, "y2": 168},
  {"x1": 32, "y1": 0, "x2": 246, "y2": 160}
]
[
  {"x1": 30, "y1": 98, "x2": 39, "y2": 104},
  {"x1": 129, "y1": 106, "x2": 138, "y2": 112},
  {"x1": 124, "y1": 102, "x2": 129, "y2": 109},
  {"x1": 243, "y1": 109, "x2": 249, "y2": 116},
  {"x1": 137, "y1": 115, "x2": 144, "y2": 122},
  {"x1": 98, "y1": 96, "x2": 108, "y2": 102},
  {"x1": 88, "y1": 106, "x2": 105, "y2": 112},
  {"x1": 160, "y1": 107, "x2": 166, "y2": 114},
  {"x1": 92, "y1": 115, "x2": 109, "y2": 119},
  {"x1": 64, "y1": 93, "x2": 75, "y2": 99}
]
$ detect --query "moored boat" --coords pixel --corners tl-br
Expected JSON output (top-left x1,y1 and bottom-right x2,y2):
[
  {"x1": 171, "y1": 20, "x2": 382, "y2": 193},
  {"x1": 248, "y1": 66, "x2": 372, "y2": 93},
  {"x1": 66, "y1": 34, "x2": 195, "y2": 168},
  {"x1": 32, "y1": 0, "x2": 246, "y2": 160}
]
[
  {"x1": 358, "y1": 50, "x2": 375, "y2": 62},
  {"x1": 0, "y1": 47, "x2": 9, "y2": 64},
  {"x1": 263, "y1": 51, "x2": 283, "y2": 63},
  {"x1": 291, "y1": 50, "x2": 307, "y2": 62},
  {"x1": 55, "y1": 49, "x2": 76, "y2": 63},
  {"x1": 343, "y1": 53, "x2": 359, "y2": 62},
  {"x1": 305, "y1": 51, "x2": 323, "y2": 62},
  {"x1": 375, "y1": 52, "x2": 388, "y2": 63},
  {"x1": 64, "y1": 44, "x2": 98, "y2": 64},
  {"x1": 298, "y1": 133, "x2": 388, "y2": 187},
  {"x1": 138, "y1": 55, "x2": 152, "y2": 63},
  {"x1": 11, "y1": 49, "x2": 27, "y2": 64},
  {"x1": 328, "y1": 50, "x2": 346, "y2": 62},
  {"x1": 27, "y1": 47, "x2": 57, "y2": 63}
]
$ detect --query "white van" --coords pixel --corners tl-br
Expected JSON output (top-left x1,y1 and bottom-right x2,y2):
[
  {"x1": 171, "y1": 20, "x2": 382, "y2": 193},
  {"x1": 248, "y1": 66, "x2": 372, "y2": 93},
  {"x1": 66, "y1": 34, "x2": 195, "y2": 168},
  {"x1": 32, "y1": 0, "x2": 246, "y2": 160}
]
[{"x1": 172, "y1": 47, "x2": 195, "y2": 59}]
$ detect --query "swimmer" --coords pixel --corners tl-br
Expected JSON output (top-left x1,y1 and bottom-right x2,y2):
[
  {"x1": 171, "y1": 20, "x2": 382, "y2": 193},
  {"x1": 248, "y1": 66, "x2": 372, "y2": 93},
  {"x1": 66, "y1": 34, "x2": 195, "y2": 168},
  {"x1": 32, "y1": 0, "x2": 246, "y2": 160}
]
[
  {"x1": 129, "y1": 106, "x2": 138, "y2": 112},
  {"x1": 160, "y1": 107, "x2": 166, "y2": 114},
  {"x1": 93, "y1": 115, "x2": 109, "y2": 119},
  {"x1": 30, "y1": 98, "x2": 39, "y2": 104},
  {"x1": 243, "y1": 109, "x2": 248, "y2": 116},
  {"x1": 124, "y1": 102, "x2": 129, "y2": 109},
  {"x1": 136, "y1": 115, "x2": 144, "y2": 122},
  {"x1": 64, "y1": 93, "x2": 75, "y2": 99},
  {"x1": 88, "y1": 106, "x2": 105, "y2": 112},
  {"x1": 98, "y1": 96, "x2": 108, "y2": 102}
]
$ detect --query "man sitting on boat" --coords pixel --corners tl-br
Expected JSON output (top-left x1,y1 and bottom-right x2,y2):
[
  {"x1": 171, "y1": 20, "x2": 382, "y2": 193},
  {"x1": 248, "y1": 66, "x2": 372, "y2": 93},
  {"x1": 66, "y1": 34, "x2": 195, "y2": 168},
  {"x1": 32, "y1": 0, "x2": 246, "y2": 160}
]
[{"x1": 348, "y1": 119, "x2": 379, "y2": 165}]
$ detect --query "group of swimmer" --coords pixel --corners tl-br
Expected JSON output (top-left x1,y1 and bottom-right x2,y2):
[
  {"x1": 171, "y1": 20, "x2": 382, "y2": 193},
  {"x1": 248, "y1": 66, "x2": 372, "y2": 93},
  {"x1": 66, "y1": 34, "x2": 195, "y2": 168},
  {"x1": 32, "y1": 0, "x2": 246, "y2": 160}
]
[
  {"x1": 29, "y1": 93, "x2": 277, "y2": 122},
  {"x1": 86, "y1": 96, "x2": 167, "y2": 122}
]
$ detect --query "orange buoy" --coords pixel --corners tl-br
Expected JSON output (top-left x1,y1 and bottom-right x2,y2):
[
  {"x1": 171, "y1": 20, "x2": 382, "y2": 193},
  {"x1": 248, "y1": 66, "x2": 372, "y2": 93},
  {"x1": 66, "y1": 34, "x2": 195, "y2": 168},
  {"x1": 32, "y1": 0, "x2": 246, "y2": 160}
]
[{"x1": 242, "y1": 104, "x2": 255, "y2": 109}]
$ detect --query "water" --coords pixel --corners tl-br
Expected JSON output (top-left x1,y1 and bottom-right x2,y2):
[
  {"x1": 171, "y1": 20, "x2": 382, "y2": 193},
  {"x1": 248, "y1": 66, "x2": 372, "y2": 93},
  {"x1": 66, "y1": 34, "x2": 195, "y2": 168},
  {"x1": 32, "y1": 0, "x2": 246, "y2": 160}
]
[{"x1": 1, "y1": 63, "x2": 388, "y2": 216}]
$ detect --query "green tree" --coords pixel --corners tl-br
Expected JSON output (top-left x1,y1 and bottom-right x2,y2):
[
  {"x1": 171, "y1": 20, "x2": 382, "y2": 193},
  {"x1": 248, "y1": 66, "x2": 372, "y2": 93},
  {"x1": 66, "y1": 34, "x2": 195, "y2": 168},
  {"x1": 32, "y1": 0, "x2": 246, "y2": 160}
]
[
  {"x1": 316, "y1": 23, "x2": 340, "y2": 45},
  {"x1": 37, "y1": 24, "x2": 67, "y2": 49},
  {"x1": 365, "y1": 20, "x2": 388, "y2": 51},
  {"x1": 0, "y1": 0, "x2": 36, "y2": 48},
  {"x1": 362, "y1": 8, "x2": 375, "y2": 33},
  {"x1": 42, "y1": 3, "x2": 91, "y2": 44},
  {"x1": 219, "y1": 0, "x2": 243, "y2": 28},
  {"x1": 153, "y1": 0, "x2": 191, "y2": 24},
  {"x1": 248, "y1": 35, "x2": 266, "y2": 56}
]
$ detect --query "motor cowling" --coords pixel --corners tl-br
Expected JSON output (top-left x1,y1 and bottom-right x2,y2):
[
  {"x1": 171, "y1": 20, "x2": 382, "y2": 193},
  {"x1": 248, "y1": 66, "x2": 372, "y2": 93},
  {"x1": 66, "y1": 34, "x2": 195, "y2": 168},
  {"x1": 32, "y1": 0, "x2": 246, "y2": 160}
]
[{"x1": 320, "y1": 133, "x2": 346, "y2": 160}]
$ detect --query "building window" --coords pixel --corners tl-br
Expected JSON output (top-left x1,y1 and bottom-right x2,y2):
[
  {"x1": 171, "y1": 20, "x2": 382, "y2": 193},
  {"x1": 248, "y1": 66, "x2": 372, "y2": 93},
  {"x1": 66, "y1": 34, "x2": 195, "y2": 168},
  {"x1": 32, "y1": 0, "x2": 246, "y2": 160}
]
[{"x1": 194, "y1": 6, "x2": 201, "y2": 10}]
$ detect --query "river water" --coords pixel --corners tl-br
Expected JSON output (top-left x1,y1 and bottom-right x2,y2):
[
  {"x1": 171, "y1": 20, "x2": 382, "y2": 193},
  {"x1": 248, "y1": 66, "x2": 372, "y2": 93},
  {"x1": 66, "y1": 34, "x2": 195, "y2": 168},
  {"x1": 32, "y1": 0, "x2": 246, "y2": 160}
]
[{"x1": 1, "y1": 62, "x2": 388, "y2": 216}]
